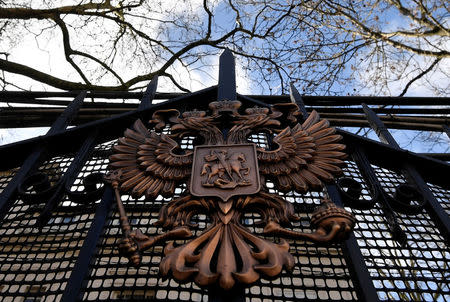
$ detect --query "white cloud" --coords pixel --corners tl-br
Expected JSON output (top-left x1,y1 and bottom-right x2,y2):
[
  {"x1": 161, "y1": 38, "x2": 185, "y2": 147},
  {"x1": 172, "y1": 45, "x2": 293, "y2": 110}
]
[
  {"x1": 0, "y1": 127, "x2": 49, "y2": 145},
  {"x1": 0, "y1": 0, "x2": 223, "y2": 145}
]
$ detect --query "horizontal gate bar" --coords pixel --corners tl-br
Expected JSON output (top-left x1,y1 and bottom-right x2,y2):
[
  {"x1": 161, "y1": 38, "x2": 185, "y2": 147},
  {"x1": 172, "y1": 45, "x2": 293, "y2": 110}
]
[{"x1": 1, "y1": 90, "x2": 449, "y2": 106}]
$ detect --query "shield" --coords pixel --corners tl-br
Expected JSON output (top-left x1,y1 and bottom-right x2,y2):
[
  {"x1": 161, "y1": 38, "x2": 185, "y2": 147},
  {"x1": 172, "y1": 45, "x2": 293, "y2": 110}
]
[{"x1": 190, "y1": 144, "x2": 260, "y2": 201}]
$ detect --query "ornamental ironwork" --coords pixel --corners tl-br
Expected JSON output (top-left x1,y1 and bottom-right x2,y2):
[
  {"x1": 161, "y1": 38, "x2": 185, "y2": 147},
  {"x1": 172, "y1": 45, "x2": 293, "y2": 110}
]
[
  {"x1": 0, "y1": 50, "x2": 449, "y2": 302},
  {"x1": 105, "y1": 98, "x2": 355, "y2": 289}
]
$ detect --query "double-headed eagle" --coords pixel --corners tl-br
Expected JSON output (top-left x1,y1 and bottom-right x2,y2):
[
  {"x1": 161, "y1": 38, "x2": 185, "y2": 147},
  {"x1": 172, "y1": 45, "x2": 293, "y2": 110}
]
[{"x1": 106, "y1": 100, "x2": 354, "y2": 290}]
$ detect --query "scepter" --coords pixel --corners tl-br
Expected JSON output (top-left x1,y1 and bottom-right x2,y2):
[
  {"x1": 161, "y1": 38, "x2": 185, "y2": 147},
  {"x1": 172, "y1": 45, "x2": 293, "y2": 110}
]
[{"x1": 104, "y1": 170, "x2": 141, "y2": 266}]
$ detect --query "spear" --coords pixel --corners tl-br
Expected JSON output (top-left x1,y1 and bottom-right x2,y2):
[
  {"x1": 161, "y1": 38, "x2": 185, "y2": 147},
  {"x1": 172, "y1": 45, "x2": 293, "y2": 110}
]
[{"x1": 214, "y1": 150, "x2": 234, "y2": 181}]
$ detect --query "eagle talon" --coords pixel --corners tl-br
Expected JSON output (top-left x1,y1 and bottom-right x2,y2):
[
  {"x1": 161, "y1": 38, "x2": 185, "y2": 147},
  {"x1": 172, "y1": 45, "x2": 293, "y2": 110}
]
[{"x1": 119, "y1": 229, "x2": 149, "y2": 266}]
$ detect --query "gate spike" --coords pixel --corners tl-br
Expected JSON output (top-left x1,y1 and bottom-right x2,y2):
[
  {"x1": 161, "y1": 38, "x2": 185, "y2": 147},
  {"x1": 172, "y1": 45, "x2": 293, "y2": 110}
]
[
  {"x1": 138, "y1": 76, "x2": 158, "y2": 110},
  {"x1": 217, "y1": 49, "x2": 236, "y2": 101}
]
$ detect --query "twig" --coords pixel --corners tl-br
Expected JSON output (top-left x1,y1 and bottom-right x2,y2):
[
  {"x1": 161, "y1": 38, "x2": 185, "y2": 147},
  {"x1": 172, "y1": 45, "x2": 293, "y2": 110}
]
[{"x1": 399, "y1": 58, "x2": 441, "y2": 97}]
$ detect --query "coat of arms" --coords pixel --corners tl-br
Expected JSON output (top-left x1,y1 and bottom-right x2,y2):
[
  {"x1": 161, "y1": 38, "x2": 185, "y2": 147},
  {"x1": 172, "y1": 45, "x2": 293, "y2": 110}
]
[
  {"x1": 191, "y1": 144, "x2": 260, "y2": 200},
  {"x1": 105, "y1": 99, "x2": 355, "y2": 290}
]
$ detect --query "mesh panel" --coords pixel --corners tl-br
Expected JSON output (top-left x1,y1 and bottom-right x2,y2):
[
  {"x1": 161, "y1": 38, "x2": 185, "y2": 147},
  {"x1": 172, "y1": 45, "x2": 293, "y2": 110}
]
[
  {"x1": 248, "y1": 133, "x2": 269, "y2": 149},
  {"x1": 243, "y1": 186, "x2": 357, "y2": 301},
  {"x1": 0, "y1": 154, "x2": 95, "y2": 301},
  {"x1": 372, "y1": 166, "x2": 405, "y2": 193},
  {"x1": 38, "y1": 155, "x2": 73, "y2": 184},
  {"x1": 428, "y1": 183, "x2": 450, "y2": 216},
  {"x1": 82, "y1": 133, "x2": 208, "y2": 301},
  {"x1": 180, "y1": 136, "x2": 195, "y2": 150},
  {"x1": 1, "y1": 107, "x2": 449, "y2": 301},
  {"x1": 81, "y1": 133, "x2": 357, "y2": 301},
  {"x1": 0, "y1": 168, "x2": 17, "y2": 193},
  {"x1": 0, "y1": 138, "x2": 118, "y2": 301},
  {"x1": 341, "y1": 160, "x2": 450, "y2": 301},
  {"x1": 81, "y1": 193, "x2": 208, "y2": 301}
]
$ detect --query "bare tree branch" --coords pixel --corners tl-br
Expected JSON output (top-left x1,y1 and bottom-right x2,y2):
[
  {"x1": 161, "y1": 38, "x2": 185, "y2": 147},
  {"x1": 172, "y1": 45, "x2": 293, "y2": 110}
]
[
  {"x1": 399, "y1": 58, "x2": 441, "y2": 97},
  {"x1": 0, "y1": 0, "x2": 447, "y2": 96}
]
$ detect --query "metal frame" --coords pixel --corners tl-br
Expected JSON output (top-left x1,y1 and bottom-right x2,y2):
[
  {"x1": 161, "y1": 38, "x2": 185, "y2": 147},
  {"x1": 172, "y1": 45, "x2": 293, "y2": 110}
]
[{"x1": 0, "y1": 51, "x2": 449, "y2": 302}]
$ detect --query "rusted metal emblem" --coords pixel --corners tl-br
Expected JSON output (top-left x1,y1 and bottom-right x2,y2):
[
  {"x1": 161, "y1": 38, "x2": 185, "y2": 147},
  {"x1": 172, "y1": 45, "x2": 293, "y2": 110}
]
[
  {"x1": 105, "y1": 99, "x2": 355, "y2": 290},
  {"x1": 191, "y1": 144, "x2": 260, "y2": 201}
]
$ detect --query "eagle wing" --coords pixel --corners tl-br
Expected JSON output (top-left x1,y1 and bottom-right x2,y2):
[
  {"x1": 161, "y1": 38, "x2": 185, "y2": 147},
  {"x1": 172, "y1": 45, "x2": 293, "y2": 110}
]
[
  {"x1": 257, "y1": 110, "x2": 346, "y2": 193},
  {"x1": 109, "y1": 119, "x2": 193, "y2": 198}
]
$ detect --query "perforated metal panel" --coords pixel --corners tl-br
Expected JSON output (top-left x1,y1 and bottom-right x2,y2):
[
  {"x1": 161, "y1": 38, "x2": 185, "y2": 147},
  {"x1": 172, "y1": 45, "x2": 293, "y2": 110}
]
[
  {"x1": 77, "y1": 134, "x2": 359, "y2": 302},
  {"x1": 0, "y1": 155, "x2": 94, "y2": 302},
  {"x1": 341, "y1": 160, "x2": 450, "y2": 301},
  {"x1": 0, "y1": 92, "x2": 449, "y2": 302},
  {"x1": 429, "y1": 184, "x2": 450, "y2": 216},
  {"x1": 245, "y1": 190, "x2": 357, "y2": 301},
  {"x1": 0, "y1": 169, "x2": 16, "y2": 192},
  {"x1": 81, "y1": 194, "x2": 208, "y2": 301}
]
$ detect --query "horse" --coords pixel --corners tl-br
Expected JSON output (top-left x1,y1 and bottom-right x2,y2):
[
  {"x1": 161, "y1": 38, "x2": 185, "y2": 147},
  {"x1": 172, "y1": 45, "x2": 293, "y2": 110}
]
[{"x1": 201, "y1": 152, "x2": 249, "y2": 184}]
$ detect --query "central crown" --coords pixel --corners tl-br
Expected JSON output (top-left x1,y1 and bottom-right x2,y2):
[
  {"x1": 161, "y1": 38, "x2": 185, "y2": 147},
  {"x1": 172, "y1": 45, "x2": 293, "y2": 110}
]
[{"x1": 209, "y1": 99, "x2": 241, "y2": 115}]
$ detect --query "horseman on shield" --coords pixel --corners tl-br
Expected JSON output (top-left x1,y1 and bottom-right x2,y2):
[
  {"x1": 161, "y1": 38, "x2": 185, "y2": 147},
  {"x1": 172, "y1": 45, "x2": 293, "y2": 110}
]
[{"x1": 201, "y1": 149, "x2": 250, "y2": 189}]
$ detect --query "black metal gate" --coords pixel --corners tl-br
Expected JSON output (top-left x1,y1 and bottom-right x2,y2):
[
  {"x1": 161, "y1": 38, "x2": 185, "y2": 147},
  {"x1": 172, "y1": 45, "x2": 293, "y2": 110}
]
[{"x1": 0, "y1": 51, "x2": 449, "y2": 302}]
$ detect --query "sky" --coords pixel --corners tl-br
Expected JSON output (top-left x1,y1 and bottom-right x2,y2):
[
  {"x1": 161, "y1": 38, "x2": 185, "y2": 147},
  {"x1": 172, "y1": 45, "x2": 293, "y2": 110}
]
[{"x1": 0, "y1": 3, "x2": 449, "y2": 301}]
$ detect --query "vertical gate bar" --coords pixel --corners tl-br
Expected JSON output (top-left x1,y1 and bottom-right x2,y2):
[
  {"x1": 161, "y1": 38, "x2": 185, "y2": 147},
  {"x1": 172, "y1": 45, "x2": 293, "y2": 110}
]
[
  {"x1": 0, "y1": 91, "x2": 87, "y2": 220},
  {"x1": 362, "y1": 103, "x2": 400, "y2": 148},
  {"x1": 351, "y1": 146, "x2": 407, "y2": 245},
  {"x1": 37, "y1": 131, "x2": 99, "y2": 226},
  {"x1": 289, "y1": 83, "x2": 308, "y2": 118},
  {"x1": 217, "y1": 49, "x2": 237, "y2": 101},
  {"x1": 362, "y1": 104, "x2": 450, "y2": 243},
  {"x1": 326, "y1": 185, "x2": 380, "y2": 302},
  {"x1": 443, "y1": 125, "x2": 450, "y2": 140},
  {"x1": 138, "y1": 76, "x2": 158, "y2": 110},
  {"x1": 208, "y1": 287, "x2": 245, "y2": 302},
  {"x1": 61, "y1": 80, "x2": 161, "y2": 299},
  {"x1": 290, "y1": 85, "x2": 380, "y2": 302},
  {"x1": 47, "y1": 91, "x2": 88, "y2": 135},
  {"x1": 39, "y1": 77, "x2": 158, "y2": 225},
  {"x1": 209, "y1": 49, "x2": 244, "y2": 302},
  {"x1": 61, "y1": 187, "x2": 115, "y2": 302}
]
